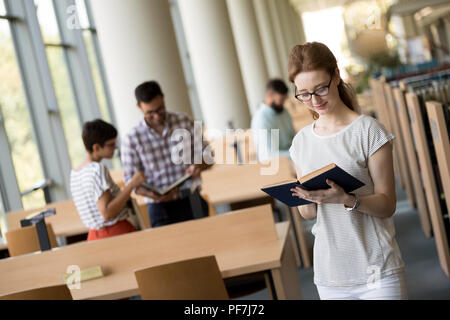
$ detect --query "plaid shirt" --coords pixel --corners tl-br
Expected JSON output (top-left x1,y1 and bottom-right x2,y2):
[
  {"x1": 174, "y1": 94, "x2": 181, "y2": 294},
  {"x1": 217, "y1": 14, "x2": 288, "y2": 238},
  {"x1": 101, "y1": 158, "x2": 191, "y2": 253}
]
[{"x1": 121, "y1": 112, "x2": 209, "y2": 203}]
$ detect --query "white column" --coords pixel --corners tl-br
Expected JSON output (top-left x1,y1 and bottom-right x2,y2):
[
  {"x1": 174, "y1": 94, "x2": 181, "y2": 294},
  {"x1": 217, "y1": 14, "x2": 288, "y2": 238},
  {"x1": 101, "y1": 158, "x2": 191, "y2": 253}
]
[
  {"x1": 90, "y1": 0, "x2": 192, "y2": 138},
  {"x1": 288, "y1": 2, "x2": 306, "y2": 46},
  {"x1": 177, "y1": 0, "x2": 251, "y2": 132},
  {"x1": 267, "y1": 0, "x2": 289, "y2": 80},
  {"x1": 278, "y1": 0, "x2": 297, "y2": 56},
  {"x1": 253, "y1": 0, "x2": 284, "y2": 79},
  {"x1": 227, "y1": 0, "x2": 269, "y2": 115}
]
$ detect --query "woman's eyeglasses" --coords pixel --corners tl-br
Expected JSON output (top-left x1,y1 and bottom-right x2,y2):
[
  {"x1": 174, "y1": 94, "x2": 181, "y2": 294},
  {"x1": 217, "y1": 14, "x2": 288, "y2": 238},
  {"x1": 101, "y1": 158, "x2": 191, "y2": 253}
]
[{"x1": 295, "y1": 77, "x2": 332, "y2": 102}]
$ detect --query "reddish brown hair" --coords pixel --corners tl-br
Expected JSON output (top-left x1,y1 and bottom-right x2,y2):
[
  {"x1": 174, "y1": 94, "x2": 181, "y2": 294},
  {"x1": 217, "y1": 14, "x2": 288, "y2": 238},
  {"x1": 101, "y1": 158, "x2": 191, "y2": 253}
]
[{"x1": 288, "y1": 42, "x2": 359, "y2": 119}]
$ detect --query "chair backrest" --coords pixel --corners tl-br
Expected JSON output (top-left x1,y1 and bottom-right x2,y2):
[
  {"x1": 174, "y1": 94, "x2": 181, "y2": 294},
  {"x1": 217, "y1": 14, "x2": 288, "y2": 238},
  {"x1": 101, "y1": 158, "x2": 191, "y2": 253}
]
[
  {"x1": 5, "y1": 223, "x2": 58, "y2": 257},
  {"x1": 109, "y1": 169, "x2": 125, "y2": 189},
  {"x1": 134, "y1": 255, "x2": 229, "y2": 300},
  {"x1": 0, "y1": 284, "x2": 72, "y2": 300}
]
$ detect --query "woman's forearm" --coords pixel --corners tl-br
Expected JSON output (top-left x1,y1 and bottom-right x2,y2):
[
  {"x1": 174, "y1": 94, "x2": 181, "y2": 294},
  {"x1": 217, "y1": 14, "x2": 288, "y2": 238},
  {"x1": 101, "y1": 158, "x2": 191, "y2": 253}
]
[
  {"x1": 343, "y1": 193, "x2": 396, "y2": 219},
  {"x1": 297, "y1": 203, "x2": 317, "y2": 220}
]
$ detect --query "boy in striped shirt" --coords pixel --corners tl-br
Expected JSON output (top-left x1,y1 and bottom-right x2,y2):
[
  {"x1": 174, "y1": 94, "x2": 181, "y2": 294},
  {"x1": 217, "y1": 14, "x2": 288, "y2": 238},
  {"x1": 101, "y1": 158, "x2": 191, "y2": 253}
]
[{"x1": 70, "y1": 119, "x2": 146, "y2": 241}]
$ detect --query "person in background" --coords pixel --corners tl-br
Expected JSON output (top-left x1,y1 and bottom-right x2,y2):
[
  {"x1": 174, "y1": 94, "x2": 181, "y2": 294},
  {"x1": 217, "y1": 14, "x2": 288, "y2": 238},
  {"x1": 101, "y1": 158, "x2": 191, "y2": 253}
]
[
  {"x1": 288, "y1": 42, "x2": 407, "y2": 300},
  {"x1": 251, "y1": 79, "x2": 296, "y2": 162},
  {"x1": 121, "y1": 81, "x2": 211, "y2": 228},
  {"x1": 70, "y1": 119, "x2": 146, "y2": 241}
]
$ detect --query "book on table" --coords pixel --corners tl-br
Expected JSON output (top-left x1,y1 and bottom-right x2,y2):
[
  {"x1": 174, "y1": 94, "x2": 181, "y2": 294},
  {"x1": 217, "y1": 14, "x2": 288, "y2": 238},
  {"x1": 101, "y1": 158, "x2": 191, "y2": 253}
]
[
  {"x1": 140, "y1": 173, "x2": 192, "y2": 196},
  {"x1": 261, "y1": 163, "x2": 365, "y2": 207}
]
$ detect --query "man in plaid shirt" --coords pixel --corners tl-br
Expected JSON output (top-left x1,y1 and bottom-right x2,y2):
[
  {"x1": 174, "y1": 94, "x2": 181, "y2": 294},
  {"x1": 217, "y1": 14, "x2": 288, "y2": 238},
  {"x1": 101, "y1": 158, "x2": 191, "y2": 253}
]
[{"x1": 121, "y1": 81, "x2": 212, "y2": 227}]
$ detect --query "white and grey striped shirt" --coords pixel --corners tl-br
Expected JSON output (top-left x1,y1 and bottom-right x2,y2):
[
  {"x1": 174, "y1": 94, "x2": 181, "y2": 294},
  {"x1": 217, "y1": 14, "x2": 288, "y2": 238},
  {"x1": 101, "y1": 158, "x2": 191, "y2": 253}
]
[
  {"x1": 70, "y1": 162, "x2": 129, "y2": 230},
  {"x1": 289, "y1": 114, "x2": 405, "y2": 287}
]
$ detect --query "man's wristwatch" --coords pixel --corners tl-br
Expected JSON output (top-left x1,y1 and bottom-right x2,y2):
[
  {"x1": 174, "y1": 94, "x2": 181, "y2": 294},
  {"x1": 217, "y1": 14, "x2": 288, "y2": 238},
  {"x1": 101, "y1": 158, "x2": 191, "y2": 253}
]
[{"x1": 344, "y1": 193, "x2": 360, "y2": 212}]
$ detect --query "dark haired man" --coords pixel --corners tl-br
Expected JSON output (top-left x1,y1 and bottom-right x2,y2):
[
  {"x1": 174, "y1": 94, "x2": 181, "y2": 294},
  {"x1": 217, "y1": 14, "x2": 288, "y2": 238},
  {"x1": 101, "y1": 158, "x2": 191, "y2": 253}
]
[
  {"x1": 121, "y1": 81, "x2": 211, "y2": 228},
  {"x1": 70, "y1": 119, "x2": 146, "y2": 241},
  {"x1": 251, "y1": 79, "x2": 296, "y2": 161}
]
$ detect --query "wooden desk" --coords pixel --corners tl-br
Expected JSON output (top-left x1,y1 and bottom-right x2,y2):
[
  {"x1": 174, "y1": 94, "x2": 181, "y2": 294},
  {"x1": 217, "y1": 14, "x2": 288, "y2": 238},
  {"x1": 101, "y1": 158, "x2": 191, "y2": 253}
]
[
  {"x1": 5, "y1": 200, "x2": 88, "y2": 238},
  {"x1": 393, "y1": 88, "x2": 432, "y2": 238},
  {"x1": 0, "y1": 205, "x2": 302, "y2": 300},
  {"x1": 201, "y1": 157, "x2": 312, "y2": 269},
  {"x1": 112, "y1": 157, "x2": 312, "y2": 269},
  {"x1": 405, "y1": 93, "x2": 450, "y2": 277},
  {"x1": 2, "y1": 199, "x2": 150, "y2": 252}
]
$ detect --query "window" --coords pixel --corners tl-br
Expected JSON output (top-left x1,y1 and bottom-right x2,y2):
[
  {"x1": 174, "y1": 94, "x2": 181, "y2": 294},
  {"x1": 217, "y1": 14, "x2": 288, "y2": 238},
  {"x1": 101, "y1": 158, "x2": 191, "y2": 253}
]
[
  {"x1": 0, "y1": 1, "x2": 6, "y2": 16},
  {"x1": 34, "y1": 0, "x2": 85, "y2": 168},
  {"x1": 0, "y1": 0, "x2": 117, "y2": 212},
  {"x1": 0, "y1": 17, "x2": 46, "y2": 209}
]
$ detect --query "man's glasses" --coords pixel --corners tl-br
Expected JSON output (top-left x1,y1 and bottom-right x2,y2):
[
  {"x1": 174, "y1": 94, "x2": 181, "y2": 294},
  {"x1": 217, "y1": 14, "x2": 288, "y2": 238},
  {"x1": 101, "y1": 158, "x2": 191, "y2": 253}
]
[
  {"x1": 295, "y1": 77, "x2": 332, "y2": 102},
  {"x1": 147, "y1": 106, "x2": 166, "y2": 116}
]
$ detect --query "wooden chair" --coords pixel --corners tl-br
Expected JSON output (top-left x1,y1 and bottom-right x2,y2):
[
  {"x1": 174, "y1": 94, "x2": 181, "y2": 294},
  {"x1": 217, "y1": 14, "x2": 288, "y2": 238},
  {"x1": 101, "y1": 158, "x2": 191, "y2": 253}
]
[
  {"x1": 134, "y1": 256, "x2": 229, "y2": 300},
  {"x1": 0, "y1": 284, "x2": 72, "y2": 300},
  {"x1": 201, "y1": 194, "x2": 216, "y2": 216},
  {"x1": 109, "y1": 168, "x2": 125, "y2": 189},
  {"x1": 5, "y1": 223, "x2": 58, "y2": 257}
]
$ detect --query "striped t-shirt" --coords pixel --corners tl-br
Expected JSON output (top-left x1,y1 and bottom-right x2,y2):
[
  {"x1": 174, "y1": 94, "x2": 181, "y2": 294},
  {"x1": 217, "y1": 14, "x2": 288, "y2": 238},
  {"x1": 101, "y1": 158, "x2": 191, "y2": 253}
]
[
  {"x1": 70, "y1": 162, "x2": 130, "y2": 230},
  {"x1": 289, "y1": 114, "x2": 405, "y2": 287}
]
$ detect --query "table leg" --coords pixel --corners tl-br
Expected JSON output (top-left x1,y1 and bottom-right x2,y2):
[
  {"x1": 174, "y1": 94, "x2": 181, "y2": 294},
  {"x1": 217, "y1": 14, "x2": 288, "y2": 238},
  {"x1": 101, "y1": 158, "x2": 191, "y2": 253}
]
[
  {"x1": 269, "y1": 227, "x2": 302, "y2": 300},
  {"x1": 284, "y1": 206, "x2": 301, "y2": 267},
  {"x1": 289, "y1": 206, "x2": 312, "y2": 268}
]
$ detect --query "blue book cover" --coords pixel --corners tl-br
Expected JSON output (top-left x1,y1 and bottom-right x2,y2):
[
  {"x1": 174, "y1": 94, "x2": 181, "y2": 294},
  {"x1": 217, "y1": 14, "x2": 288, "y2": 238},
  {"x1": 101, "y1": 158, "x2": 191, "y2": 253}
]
[{"x1": 261, "y1": 163, "x2": 365, "y2": 207}]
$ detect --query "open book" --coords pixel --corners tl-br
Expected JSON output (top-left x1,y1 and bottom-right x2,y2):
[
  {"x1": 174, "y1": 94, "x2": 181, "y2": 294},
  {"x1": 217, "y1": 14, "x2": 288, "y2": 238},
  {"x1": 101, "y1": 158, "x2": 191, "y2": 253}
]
[
  {"x1": 261, "y1": 163, "x2": 364, "y2": 207},
  {"x1": 140, "y1": 173, "x2": 192, "y2": 196}
]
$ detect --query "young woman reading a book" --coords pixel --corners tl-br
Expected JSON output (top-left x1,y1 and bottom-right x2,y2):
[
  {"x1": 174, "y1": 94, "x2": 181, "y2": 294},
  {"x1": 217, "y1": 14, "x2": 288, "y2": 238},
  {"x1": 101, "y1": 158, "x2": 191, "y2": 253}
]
[{"x1": 288, "y1": 42, "x2": 407, "y2": 300}]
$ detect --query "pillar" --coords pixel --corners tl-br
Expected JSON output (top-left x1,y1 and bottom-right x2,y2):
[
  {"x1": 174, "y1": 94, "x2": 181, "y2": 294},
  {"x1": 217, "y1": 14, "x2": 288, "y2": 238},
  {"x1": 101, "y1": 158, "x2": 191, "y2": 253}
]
[
  {"x1": 253, "y1": 0, "x2": 284, "y2": 79},
  {"x1": 227, "y1": 0, "x2": 269, "y2": 115},
  {"x1": 178, "y1": 0, "x2": 251, "y2": 132},
  {"x1": 90, "y1": 0, "x2": 193, "y2": 137}
]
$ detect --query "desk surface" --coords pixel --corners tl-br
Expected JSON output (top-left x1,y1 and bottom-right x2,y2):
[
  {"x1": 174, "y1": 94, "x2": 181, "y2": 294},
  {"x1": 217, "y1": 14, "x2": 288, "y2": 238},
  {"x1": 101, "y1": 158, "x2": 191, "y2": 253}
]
[
  {"x1": 5, "y1": 201, "x2": 88, "y2": 238},
  {"x1": 201, "y1": 156, "x2": 296, "y2": 205},
  {"x1": 0, "y1": 205, "x2": 289, "y2": 300}
]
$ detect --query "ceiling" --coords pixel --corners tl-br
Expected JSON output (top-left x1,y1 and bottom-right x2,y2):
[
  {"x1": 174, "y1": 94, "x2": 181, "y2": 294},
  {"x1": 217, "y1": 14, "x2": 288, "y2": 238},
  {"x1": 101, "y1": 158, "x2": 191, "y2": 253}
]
[
  {"x1": 290, "y1": 0, "x2": 349, "y2": 13},
  {"x1": 290, "y1": 0, "x2": 450, "y2": 14}
]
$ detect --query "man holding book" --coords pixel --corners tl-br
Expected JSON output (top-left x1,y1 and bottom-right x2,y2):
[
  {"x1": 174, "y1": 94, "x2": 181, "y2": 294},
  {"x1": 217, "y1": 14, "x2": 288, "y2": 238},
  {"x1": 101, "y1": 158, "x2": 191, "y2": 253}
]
[{"x1": 121, "y1": 81, "x2": 212, "y2": 228}]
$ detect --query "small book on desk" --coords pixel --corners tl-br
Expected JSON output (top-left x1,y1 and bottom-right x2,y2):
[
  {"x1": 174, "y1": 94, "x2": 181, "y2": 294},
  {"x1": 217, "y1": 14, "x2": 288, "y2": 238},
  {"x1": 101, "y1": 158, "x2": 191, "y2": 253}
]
[
  {"x1": 140, "y1": 173, "x2": 192, "y2": 196},
  {"x1": 261, "y1": 163, "x2": 364, "y2": 207}
]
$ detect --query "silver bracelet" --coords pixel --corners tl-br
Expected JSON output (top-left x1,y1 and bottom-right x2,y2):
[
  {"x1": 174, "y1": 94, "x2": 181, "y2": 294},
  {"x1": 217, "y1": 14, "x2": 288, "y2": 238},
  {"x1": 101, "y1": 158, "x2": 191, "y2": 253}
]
[{"x1": 345, "y1": 193, "x2": 360, "y2": 212}]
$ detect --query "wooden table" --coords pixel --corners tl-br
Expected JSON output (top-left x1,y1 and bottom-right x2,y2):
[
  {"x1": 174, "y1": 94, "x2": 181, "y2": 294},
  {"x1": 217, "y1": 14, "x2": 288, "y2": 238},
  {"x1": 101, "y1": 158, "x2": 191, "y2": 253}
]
[
  {"x1": 200, "y1": 156, "x2": 312, "y2": 269},
  {"x1": 0, "y1": 205, "x2": 301, "y2": 300},
  {"x1": 4, "y1": 200, "x2": 88, "y2": 239},
  {"x1": 1, "y1": 199, "x2": 150, "y2": 252}
]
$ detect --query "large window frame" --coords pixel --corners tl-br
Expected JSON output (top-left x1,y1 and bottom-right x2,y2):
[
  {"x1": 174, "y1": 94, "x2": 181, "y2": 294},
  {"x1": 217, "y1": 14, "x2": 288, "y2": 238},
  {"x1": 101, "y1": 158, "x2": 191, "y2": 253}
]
[{"x1": 0, "y1": 0, "x2": 116, "y2": 219}]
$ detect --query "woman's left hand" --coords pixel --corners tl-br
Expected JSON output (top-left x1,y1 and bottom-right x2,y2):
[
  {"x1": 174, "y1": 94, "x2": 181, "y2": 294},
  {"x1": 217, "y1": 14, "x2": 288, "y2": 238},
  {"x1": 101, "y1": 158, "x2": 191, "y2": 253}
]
[{"x1": 290, "y1": 179, "x2": 349, "y2": 205}]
